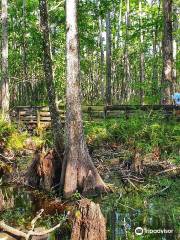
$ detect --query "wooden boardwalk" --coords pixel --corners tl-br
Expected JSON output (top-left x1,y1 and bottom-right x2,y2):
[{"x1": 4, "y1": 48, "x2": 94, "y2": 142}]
[{"x1": 11, "y1": 105, "x2": 180, "y2": 127}]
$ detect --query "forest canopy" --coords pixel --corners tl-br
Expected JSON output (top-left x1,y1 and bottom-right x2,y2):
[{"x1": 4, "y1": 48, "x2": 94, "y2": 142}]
[
  {"x1": 0, "y1": 0, "x2": 179, "y2": 108},
  {"x1": 0, "y1": 0, "x2": 180, "y2": 240}
]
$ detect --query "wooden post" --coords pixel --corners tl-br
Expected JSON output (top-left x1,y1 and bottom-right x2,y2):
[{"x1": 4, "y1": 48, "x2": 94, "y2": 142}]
[
  {"x1": 88, "y1": 107, "x2": 92, "y2": 121},
  {"x1": 104, "y1": 106, "x2": 107, "y2": 119},
  {"x1": 36, "y1": 108, "x2": 41, "y2": 129}
]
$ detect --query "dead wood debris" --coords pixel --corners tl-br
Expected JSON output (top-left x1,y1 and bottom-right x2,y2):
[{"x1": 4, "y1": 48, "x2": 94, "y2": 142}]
[{"x1": 0, "y1": 209, "x2": 66, "y2": 240}]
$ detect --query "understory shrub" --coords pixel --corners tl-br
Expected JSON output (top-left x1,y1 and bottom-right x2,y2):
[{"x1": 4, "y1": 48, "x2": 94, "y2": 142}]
[
  {"x1": 0, "y1": 116, "x2": 28, "y2": 151},
  {"x1": 84, "y1": 112, "x2": 179, "y2": 162}
]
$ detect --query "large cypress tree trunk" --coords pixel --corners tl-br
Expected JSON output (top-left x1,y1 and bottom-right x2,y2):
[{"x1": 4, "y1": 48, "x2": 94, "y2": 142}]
[
  {"x1": 161, "y1": 0, "x2": 173, "y2": 105},
  {"x1": 1, "y1": 0, "x2": 10, "y2": 122},
  {"x1": 61, "y1": 0, "x2": 108, "y2": 198}
]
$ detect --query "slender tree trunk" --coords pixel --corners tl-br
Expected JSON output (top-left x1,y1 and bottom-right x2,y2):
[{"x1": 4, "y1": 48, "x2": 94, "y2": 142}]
[
  {"x1": 106, "y1": 11, "x2": 112, "y2": 105},
  {"x1": 161, "y1": 0, "x2": 173, "y2": 104},
  {"x1": 1, "y1": 0, "x2": 10, "y2": 121},
  {"x1": 99, "y1": 17, "x2": 105, "y2": 101},
  {"x1": 139, "y1": 0, "x2": 145, "y2": 104},
  {"x1": 151, "y1": 0, "x2": 160, "y2": 96},
  {"x1": 152, "y1": 28, "x2": 158, "y2": 94},
  {"x1": 39, "y1": 0, "x2": 64, "y2": 158},
  {"x1": 122, "y1": 0, "x2": 131, "y2": 103},
  {"x1": 61, "y1": 0, "x2": 108, "y2": 198},
  {"x1": 172, "y1": 5, "x2": 178, "y2": 88},
  {"x1": 22, "y1": 0, "x2": 32, "y2": 105},
  {"x1": 116, "y1": 0, "x2": 122, "y2": 101},
  {"x1": 117, "y1": 0, "x2": 122, "y2": 49}
]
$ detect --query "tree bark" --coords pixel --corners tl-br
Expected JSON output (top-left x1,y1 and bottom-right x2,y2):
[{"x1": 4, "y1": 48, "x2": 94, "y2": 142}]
[
  {"x1": 99, "y1": 16, "x2": 105, "y2": 101},
  {"x1": 71, "y1": 199, "x2": 106, "y2": 240},
  {"x1": 121, "y1": 0, "x2": 131, "y2": 103},
  {"x1": 22, "y1": 0, "x2": 32, "y2": 105},
  {"x1": 61, "y1": 0, "x2": 108, "y2": 198},
  {"x1": 139, "y1": 0, "x2": 145, "y2": 105},
  {"x1": 106, "y1": 11, "x2": 112, "y2": 105},
  {"x1": 172, "y1": 5, "x2": 178, "y2": 88},
  {"x1": 32, "y1": 0, "x2": 65, "y2": 190},
  {"x1": 161, "y1": 0, "x2": 173, "y2": 104},
  {"x1": 27, "y1": 149, "x2": 60, "y2": 190},
  {"x1": 39, "y1": 0, "x2": 64, "y2": 158},
  {"x1": 1, "y1": 0, "x2": 10, "y2": 121}
]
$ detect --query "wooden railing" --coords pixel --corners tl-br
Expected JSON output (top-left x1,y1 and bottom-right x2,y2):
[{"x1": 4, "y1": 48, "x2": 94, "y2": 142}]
[
  {"x1": 104, "y1": 105, "x2": 180, "y2": 117},
  {"x1": 11, "y1": 105, "x2": 180, "y2": 127},
  {"x1": 12, "y1": 105, "x2": 105, "y2": 127}
]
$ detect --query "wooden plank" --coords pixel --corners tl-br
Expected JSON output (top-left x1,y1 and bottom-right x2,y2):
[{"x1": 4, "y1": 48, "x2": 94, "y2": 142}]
[
  {"x1": 105, "y1": 111, "x2": 121, "y2": 117},
  {"x1": 40, "y1": 111, "x2": 51, "y2": 117},
  {"x1": 82, "y1": 106, "x2": 104, "y2": 112},
  {"x1": 40, "y1": 116, "x2": 51, "y2": 121},
  {"x1": 19, "y1": 113, "x2": 36, "y2": 117},
  {"x1": 88, "y1": 111, "x2": 104, "y2": 117},
  {"x1": 39, "y1": 106, "x2": 49, "y2": 111},
  {"x1": 20, "y1": 114, "x2": 37, "y2": 118},
  {"x1": 105, "y1": 105, "x2": 180, "y2": 111},
  {"x1": 21, "y1": 120, "x2": 37, "y2": 123}
]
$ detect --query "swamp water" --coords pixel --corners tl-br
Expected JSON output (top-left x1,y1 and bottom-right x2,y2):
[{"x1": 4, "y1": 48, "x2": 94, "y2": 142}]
[{"x1": 0, "y1": 179, "x2": 179, "y2": 240}]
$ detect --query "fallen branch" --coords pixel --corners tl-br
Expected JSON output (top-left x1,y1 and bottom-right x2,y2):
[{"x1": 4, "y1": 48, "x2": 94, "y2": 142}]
[
  {"x1": 148, "y1": 185, "x2": 171, "y2": 198},
  {"x1": 0, "y1": 153, "x2": 14, "y2": 164},
  {"x1": 122, "y1": 176, "x2": 144, "y2": 183},
  {"x1": 156, "y1": 166, "x2": 180, "y2": 176},
  {"x1": 26, "y1": 222, "x2": 62, "y2": 240},
  {"x1": 0, "y1": 221, "x2": 27, "y2": 238},
  {"x1": 48, "y1": 1, "x2": 64, "y2": 12},
  {"x1": 127, "y1": 178, "x2": 139, "y2": 190},
  {"x1": 0, "y1": 212, "x2": 66, "y2": 240},
  {"x1": 31, "y1": 209, "x2": 44, "y2": 230},
  {"x1": 119, "y1": 202, "x2": 136, "y2": 211}
]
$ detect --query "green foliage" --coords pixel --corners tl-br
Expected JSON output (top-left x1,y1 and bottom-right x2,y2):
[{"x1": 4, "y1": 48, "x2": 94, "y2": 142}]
[
  {"x1": 5, "y1": 0, "x2": 178, "y2": 106},
  {"x1": 71, "y1": 191, "x2": 82, "y2": 201},
  {"x1": 0, "y1": 115, "x2": 28, "y2": 151},
  {"x1": 84, "y1": 113, "x2": 179, "y2": 160},
  {"x1": 38, "y1": 212, "x2": 67, "y2": 229},
  {"x1": 0, "y1": 117, "x2": 14, "y2": 143},
  {"x1": 85, "y1": 121, "x2": 108, "y2": 145},
  {"x1": 0, "y1": 207, "x2": 32, "y2": 226},
  {"x1": 7, "y1": 132, "x2": 28, "y2": 150}
]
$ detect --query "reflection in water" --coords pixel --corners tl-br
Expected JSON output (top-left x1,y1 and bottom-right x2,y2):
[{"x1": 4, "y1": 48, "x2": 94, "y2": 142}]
[
  {"x1": 0, "y1": 185, "x2": 70, "y2": 239},
  {"x1": 0, "y1": 183, "x2": 179, "y2": 240},
  {"x1": 105, "y1": 197, "x2": 179, "y2": 240}
]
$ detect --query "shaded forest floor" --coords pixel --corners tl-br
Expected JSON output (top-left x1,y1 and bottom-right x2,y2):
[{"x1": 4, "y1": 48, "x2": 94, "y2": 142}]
[{"x1": 0, "y1": 113, "x2": 180, "y2": 239}]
